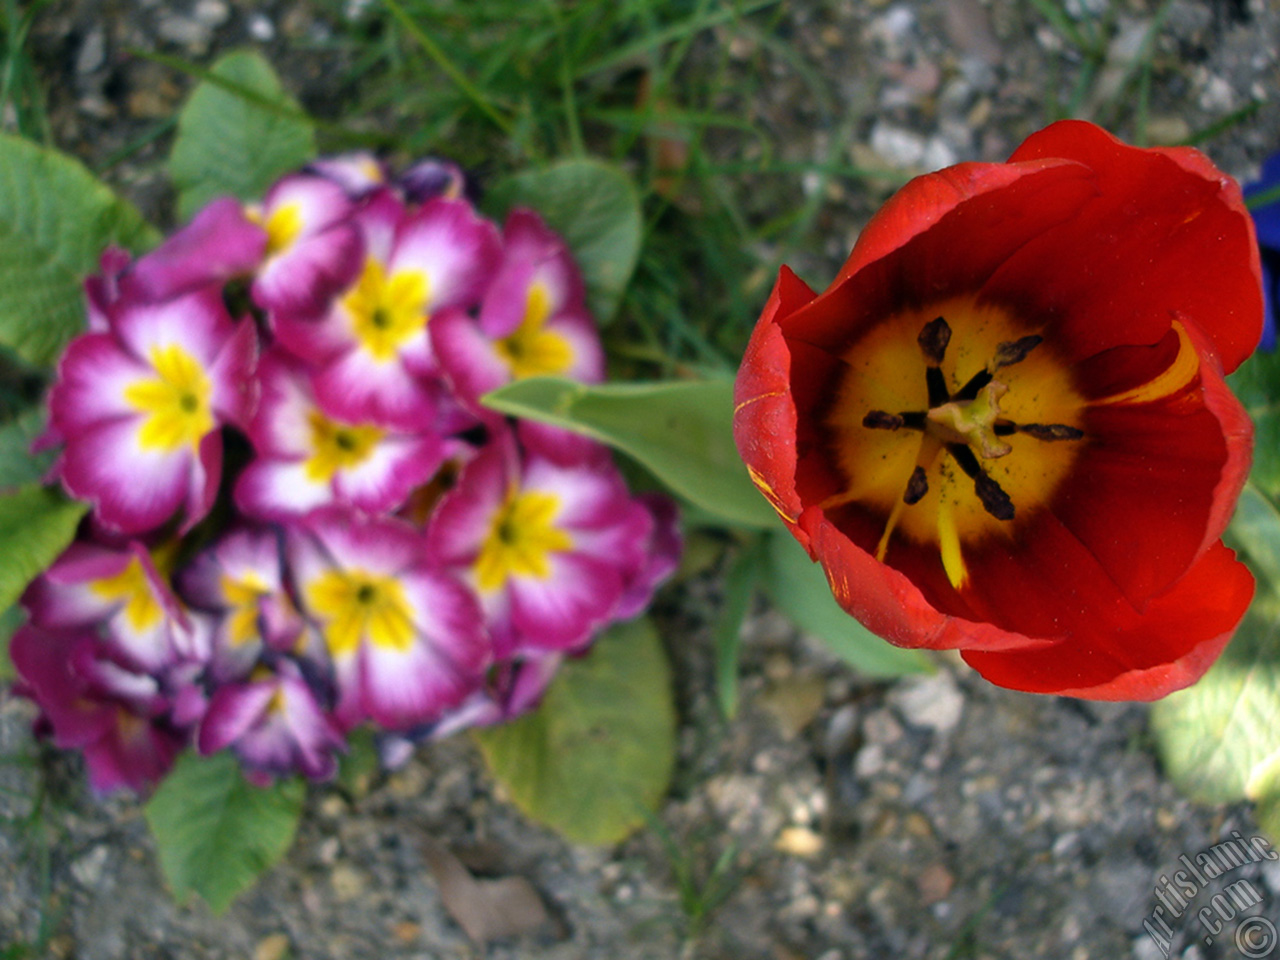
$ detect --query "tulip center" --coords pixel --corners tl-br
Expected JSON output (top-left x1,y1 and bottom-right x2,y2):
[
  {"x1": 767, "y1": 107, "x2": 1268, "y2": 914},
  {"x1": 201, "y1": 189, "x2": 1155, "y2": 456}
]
[{"x1": 825, "y1": 301, "x2": 1086, "y2": 589}]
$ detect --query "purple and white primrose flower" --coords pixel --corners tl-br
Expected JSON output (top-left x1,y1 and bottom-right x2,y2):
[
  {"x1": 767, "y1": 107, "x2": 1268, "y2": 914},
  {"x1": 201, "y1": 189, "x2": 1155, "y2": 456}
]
[
  {"x1": 432, "y1": 209, "x2": 605, "y2": 409},
  {"x1": 249, "y1": 172, "x2": 364, "y2": 317},
  {"x1": 274, "y1": 191, "x2": 501, "y2": 430},
  {"x1": 198, "y1": 657, "x2": 344, "y2": 785},
  {"x1": 48, "y1": 284, "x2": 257, "y2": 535},
  {"x1": 178, "y1": 526, "x2": 310, "y2": 682},
  {"x1": 23, "y1": 539, "x2": 209, "y2": 675},
  {"x1": 235, "y1": 350, "x2": 450, "y2": 520},
  {"x1": 10, "y1": 625, "x2": 190, "y2": 793},
  {"x1": 288, "y1": 507, "x2": 488, "y2": 731},
  {"x1": 427, "y1": 430, "x2": 655, "y2": 659}
]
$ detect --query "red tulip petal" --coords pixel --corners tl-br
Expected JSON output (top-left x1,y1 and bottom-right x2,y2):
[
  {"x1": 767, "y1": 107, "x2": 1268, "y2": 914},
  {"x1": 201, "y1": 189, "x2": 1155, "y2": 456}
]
[
  {"x1": 733, "y1": 266, "x2": 815, "y2": 543},
  {"x1": 960, "y1": 541, "x2": 1253, "y2": 700}
]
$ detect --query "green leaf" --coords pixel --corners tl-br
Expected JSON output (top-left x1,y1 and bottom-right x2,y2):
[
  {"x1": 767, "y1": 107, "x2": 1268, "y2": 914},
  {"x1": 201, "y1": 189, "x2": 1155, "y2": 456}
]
[
  {"x1": 713, "y1": 541, "x2": 764, "y2": 719},
  {"x1": 1230, "y1": 349, "x2": 1280, "y2": 500},
  {"x1": 169, "y1": 50, "x2": 315, "y2": 222},
  {"x1": 474, "y1": 618, "x2": 675, "y2": 846},
  {"x1": 0, "y1": 485, "x2": 87, "y2": 613},
  {"x1": 486, "y1": 159, "x2": 642, "y2": 324},
  {"x1": 1152, "y1": 485, "x2": 1280, "y2": 842},
  {"x1": 0, "y1": 606, "x2": 23, "y2": 681},
  {"x1": 0, "y1": 133, "x2": 158, "y2": 367},
  {"x1": 0, "y1": 407, "x2": 55, "y2": 492},
  {"x1": 762, "y1": 531, "x2": 933, "y2": 678},
  {"x1": 145, "y1": 752, "x2": 305, "y2": 914},
  {"x1": 481, "y1": 376, "x2": 778, "y2": 529}
]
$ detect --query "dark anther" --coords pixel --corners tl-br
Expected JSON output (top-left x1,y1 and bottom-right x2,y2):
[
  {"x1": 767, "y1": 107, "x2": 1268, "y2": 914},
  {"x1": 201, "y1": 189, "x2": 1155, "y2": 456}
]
[
  {"x1": 917, "y1": 316, "x2": 951, "y2": 365},
  {"x1": 901, "y1": 411, "x2": 927, "y2": 430},
  {"x1": 1018, "y1": 423, "x2": 1085, "y2": 441},
  {"x1": 993, "y1": 421, "x2": 1017, "y2": 436},
  {"x1": 974, "y1": 474, "x2": 1016, "y2": 520},
  {"x1": 948, "y1": 443, "x2": 1015, "y2": 520},
  {"x1": 904, "y1": 466, "x2": 929, "y2": 504},
  {"x1": 993, "y1": 335, "x2": 1043, "y2": 369},
  {"x1": 950, "y1": 368, "x2": 994, "y2": 403},
  {"x1": 863, "y1": 410, "x2": 905, "y2": 430}
]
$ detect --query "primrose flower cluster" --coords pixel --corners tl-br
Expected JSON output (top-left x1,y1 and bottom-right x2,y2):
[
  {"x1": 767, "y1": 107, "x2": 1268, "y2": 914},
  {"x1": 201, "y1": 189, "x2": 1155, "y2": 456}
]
[{"x1": 13, "y1": 155, "x2": 679, "y2": 793}]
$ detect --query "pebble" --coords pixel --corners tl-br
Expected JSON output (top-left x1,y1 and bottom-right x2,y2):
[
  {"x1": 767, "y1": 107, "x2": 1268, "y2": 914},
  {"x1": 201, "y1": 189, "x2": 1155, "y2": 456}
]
[
  {"x1": 254, "y1": 933, "x2": 291, "y2": 960},
  {"x1": 71, "y1": 845, "x2": 111, "y2": 887},
  {"x1": 889, "y1": 671, "x2": 964, "y2": 734},
  {"x1": 330, "y1": 863, "x2": 365, "y2": 901},
  {"x1": 76, "y1": 28, "x2": 106, "y2": 75},
  {"x1": 869, "y1": 122, "x2": 927, "y2": 169}
]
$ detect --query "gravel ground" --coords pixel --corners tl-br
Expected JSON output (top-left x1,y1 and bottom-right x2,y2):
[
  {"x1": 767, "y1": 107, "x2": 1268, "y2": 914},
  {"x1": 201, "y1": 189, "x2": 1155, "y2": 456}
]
[{"x1": 5, "y1": 1, "x2": 1280, "y2": 959}]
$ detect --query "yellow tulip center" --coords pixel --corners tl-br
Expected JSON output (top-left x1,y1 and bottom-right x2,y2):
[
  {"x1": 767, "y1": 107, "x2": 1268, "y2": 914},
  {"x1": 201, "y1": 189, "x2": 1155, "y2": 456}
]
[
  {"x1": 343, "y1": 257, "x2": 430, "y2": 362},
  {"x1": 494, "y1": 282, "x2": 574, "y2": 379},
  {"x1": 474, "y1": 488, "x2": 573, "y2": 593},
  {"x1": 824, "y1": 300, "x2": 1087, "y2": 589},
  {"x1": 123, "y1": 344, "x2": 214, "y2": 453},
  {"x1": 305, "y1": 568, "x2": 415, "y2": 656}
]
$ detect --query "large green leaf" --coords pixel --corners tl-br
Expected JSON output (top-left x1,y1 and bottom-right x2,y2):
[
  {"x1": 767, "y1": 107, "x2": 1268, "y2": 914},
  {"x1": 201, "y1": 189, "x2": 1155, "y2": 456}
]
[
  {"x1": 1229, "y1": 349, "x2": 1280, "y2": 500},
  {"x1": 486, "y1": 159, "x2": 642, "y2": 324},
  {"x1": 0, "y1": 406, "x2": 55, "y2": 491},
  {"x1": 713, "y1": 540, "x2": 764, "y2": 720},
  {"x1": 474, "y1": 618, "x2": 675, "y2": 846},
  {"x1": 169, "y1": 50, "x2": 316, "y2": 222},
  {"x1": 481, "y1": 376, "x2": 778, "y2": 528},
  {"x1": 0, "y1": 134, "x2": 157, "y2": 367},
  {"x1": 145, "y1": 752, "x2": 305, "y2": 914},
  {"x1": 1151, "y1": 483, "x2": 1280, "y2": 841},
  {"x1": 0, "y1": 484, "x2": 86, "y2": 613},
  {"x1": 762, "y1": 531, "x2": 933, "y2": 678}
]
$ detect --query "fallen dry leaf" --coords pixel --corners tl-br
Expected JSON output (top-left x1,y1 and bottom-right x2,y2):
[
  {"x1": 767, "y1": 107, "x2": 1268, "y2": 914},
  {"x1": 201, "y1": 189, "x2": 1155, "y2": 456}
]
[{"x1": 421, "y1": 836, "x2": 552, "y2": 946}]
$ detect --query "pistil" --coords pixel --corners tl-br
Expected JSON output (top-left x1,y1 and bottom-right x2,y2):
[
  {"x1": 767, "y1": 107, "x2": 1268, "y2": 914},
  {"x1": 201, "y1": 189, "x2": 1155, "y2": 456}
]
[{"x1": 862, "y1": 317, "x2": 1082, "y2": 522}]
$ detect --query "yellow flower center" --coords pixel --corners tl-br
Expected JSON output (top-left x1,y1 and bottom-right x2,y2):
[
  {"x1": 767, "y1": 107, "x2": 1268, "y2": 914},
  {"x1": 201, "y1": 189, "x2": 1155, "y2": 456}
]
[
  {"x1": 305, "y1": 568, "x2": 415, "y2": 657},
  {"x1": 824, "y1": 299, "x2": 1088, "y2": 589},
  {"x1": 494, "y1": 282, "x2": 573, "y2": 379},
  {"x1": 123, "y1": 344, "x2": 214, "y2": 453},
  {"x1": 343, "y1": 257, "x2": 430, "y2": 362},
  {"x1": 304, "y1": 411, "x2": 384, "y2": 483},
  {"x1": 474, "y1": 488, "x2": 573, "y2": 593},
  {"x1": 90, "y1": 557, "x2": 164, "y2": 633},
  {"x1": 220, "y1": 571, "x2": 272, "y2": 647},
  {"x1": 249, "y1": 201, "x2": 304, "y2": 257}
]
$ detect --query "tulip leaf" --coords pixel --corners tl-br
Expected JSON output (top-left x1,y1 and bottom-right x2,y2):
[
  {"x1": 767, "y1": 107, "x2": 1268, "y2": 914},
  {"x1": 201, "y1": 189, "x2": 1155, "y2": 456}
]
[
  {"x1": 144, "y1": 751, "x2": 304, "y2": 915},
  {"x1": 1229, "y1": 349, "x2": 1280, "y2": 501},
  {"x1": 714, "y1": 540, "x2": 765, "y2": 719},
  {"x1": 762, "y1": 531, "x2": 934, "y2": 678},
  {"x1": 485, "y1": 159, "x2": 642, "y2": 324},
  {"x1": 0, "y1": 133, "x2": 158, "y2": 367},
  {"x1": 169, "y1": 50, "x2": 316, "y2": 223},
  {"x1": 1152, "y1": 484, "x2": 1280, "y2": 841},
  {"x1": 474, "y1": 617, "x2": 675, "y2": 846},
  {"x1": 0, "y1": 484, "x2": 87, "y2": 614},
  {"x1": 481, "y1": 376, "x2": 779, "y2": 529}
]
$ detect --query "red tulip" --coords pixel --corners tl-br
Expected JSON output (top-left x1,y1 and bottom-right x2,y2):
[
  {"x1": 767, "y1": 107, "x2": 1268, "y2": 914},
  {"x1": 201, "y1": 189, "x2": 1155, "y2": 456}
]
[{"x1": 734, "y1": 120, "x2": 1262, "y2": 700}]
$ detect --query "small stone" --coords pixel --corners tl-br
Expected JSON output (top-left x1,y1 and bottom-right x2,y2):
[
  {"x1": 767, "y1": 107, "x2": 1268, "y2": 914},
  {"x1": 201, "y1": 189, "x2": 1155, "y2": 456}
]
[
  {"x1": 916, "y1": 863, "x2": 953, "y2": 904},
  {"x1": 248, "y1": 13, "x2": 276, "y2": 42},
  {"x1": 759, "y1": 674, "x2": 826, "y2": 739},
  {"x1": 869, "y1": 122, "x2": 927, "y2": 169},
  {"x1": 330, "y1": 863, "x2": 365, "y2": 901},
  {"x1": 254, "y1": 933, "x2": 291, "y2": 960},
  {"x1": 776, "y1": 826, "x2": 824, "y2": 858},
  {"x1": 71, "y1": 845, "x2": 111, "y2": 887},
  {"x1": 76, "y1": 28, "x2": 106, "y2": 75},
  {"x1": 193, "y1": 0, "x2": 230, "y2": 26},
  {"x1": 890, "y1": 671, "x2": 964, "y2": 734},
  {"x1": 392, "y1": 922, "x2": 421, "y2": 944},
  {"x1": 1145, "y1": 116, "x2": 1191, "y2": 145}
]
